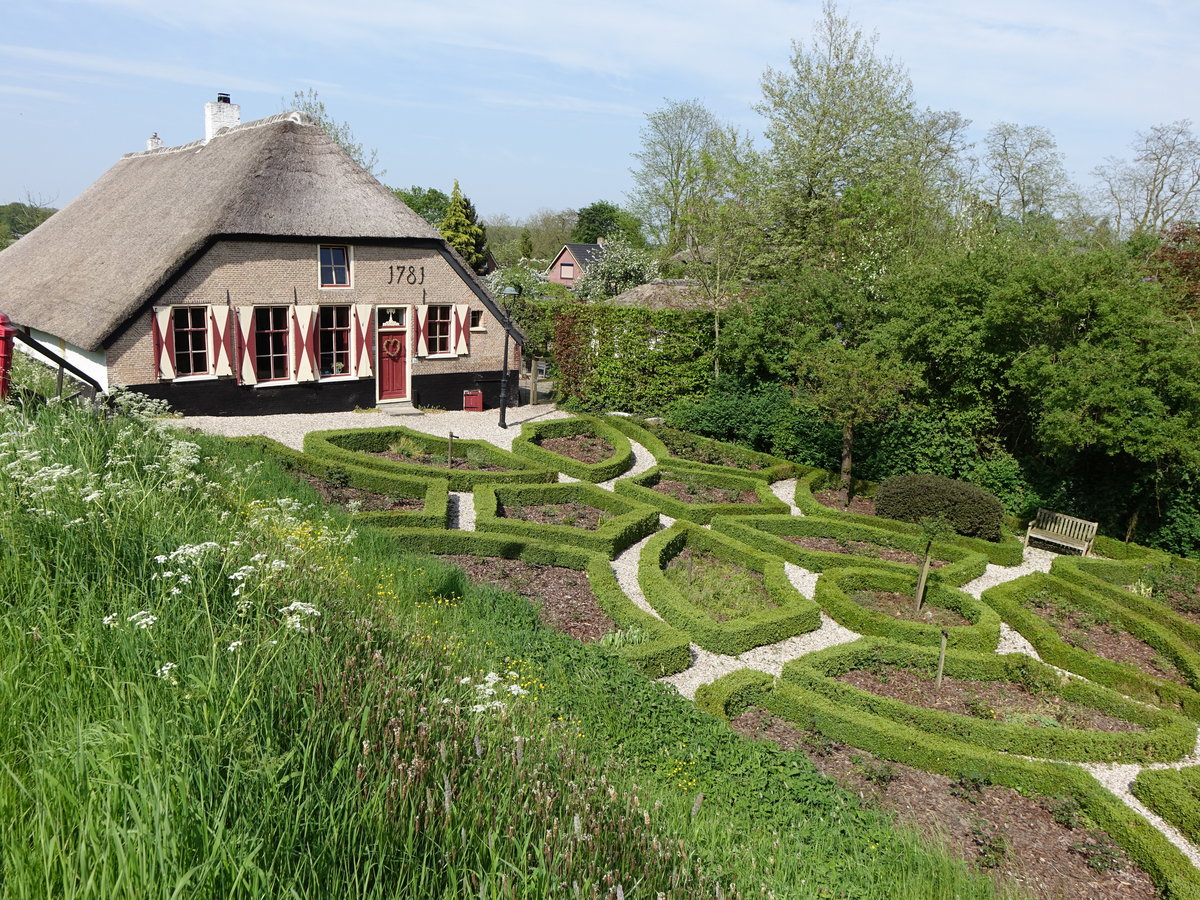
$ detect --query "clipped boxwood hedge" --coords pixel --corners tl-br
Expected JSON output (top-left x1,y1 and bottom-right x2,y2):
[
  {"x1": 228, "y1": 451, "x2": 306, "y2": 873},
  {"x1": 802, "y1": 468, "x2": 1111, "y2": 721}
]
[
  {"x1": 638, "y1": 523, "x2": 820, "y2": 655},
  {"x1": 712, "y1": 515, "x2": 987, "y2": 588},
  {"x1": 510, "y1": 416, "x2": 634, "y2": 482},
  {"x1": 1131, "y1": 767, "x2": 1200, "y2": 847},
  {"x1": 980, "y1": 573, "x2": 1200, "y2": 718},
  {"x1": 473, "y1": 481, "x2": 659, "y2": 559},
  {"x1": 696, "y1": 670, "x2": 1200, "y2": 900},
  {"x1": 375, "y1": 527, "x2": 690, "y2": 677},
  {"x1": 229, "y1": 435, "x2": 448, "y2": 528},
  {"x1": 794, "y1": 469, "x2": 1025, "y2": 567},
  {"x1": 614, "y1": 463, "x2": 788, "y2": 525},
  {"x1": 302, "y1": 426, "x2": 555, "y2": 490},
  {"x1": 781, "y1": 637, "x2": 1195, "y2": 763},
  {"x1": 1053, "y1": 555, "x2": 1200, "y2": 654},
  {"x1": 814, "y1": 567, "x2": 1000, "y2": 652},
  {"x1": 599, "y1": 415, "x2": 801, "y2": 483}
]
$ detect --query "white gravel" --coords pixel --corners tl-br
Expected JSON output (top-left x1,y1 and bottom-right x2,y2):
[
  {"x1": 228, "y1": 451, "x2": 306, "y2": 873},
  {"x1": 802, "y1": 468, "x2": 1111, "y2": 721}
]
[
  {"x1": 448, "y1": 492, "x2": 475, "y2": 531},
  {"x1": 959, "y1": 546, "x2": 1056, "y2": 599},
  {"x1": 770, "y1": 478, "x2": 802, "y2": 514},
  {"x1": 175, "y1": 401, "x2": 569, "y2": 451},
  {"x1": 598, "y1": 438, "x2": 657, "y2": 491},
  {"x1": 997, "y1": 622, "x2": 1042, "y2": 659}
]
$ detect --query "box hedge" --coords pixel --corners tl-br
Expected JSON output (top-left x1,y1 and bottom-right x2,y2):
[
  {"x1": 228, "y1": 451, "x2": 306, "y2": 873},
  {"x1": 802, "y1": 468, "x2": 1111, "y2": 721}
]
[
  {"x1": 712, "y1": 515, "x2": 988, "y2": 588},
  {"x1": 696, "y1": 670, "x2": 1200, "y2": 900},
  {"x1": 1131, "y1": 767, "x2": 1200, "y2": 847},
  {"x1": 794, "y1": 469, "x2": 1025, "y2": 567},
  {"x1": 302, "y1": 426, "x2": 555, "y2": 490},
  {"x1": 228, "y1": 435, "x2": 448, "y2": 528},
  {"x1": 874, "y1": 472, "x2": 1005, "y2": 542},
  {"x1": 372, "y1": 527, "x2": 690, "y2": 677},
  {"x1": 813, "y1": 567, "x2": 999, "y2": 651},
  {"x1": 614, "y1": 463, "x2": 788, "y2": 525},
  {"x1": 638, "y1": 523, "x2": 820, "y2": 655},
  {"x1": 510, "y1": 416, "x2": 634, "y2": 482},
  {"x1": 600, "y1": 415, "x2": 800, "y2": 483},
  {"x1": 979, "y1": 573, "x2": 1200, "y2": 718},
  {"x1": 781, "y1": 637, "x2": 1195, "y2": 763},
  {"x1": 473, "y1": 481, "x2": 659, "y2": 559}
]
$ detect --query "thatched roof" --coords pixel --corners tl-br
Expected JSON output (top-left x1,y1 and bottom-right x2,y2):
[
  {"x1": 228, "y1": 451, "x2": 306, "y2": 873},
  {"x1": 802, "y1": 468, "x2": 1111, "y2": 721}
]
[
  {"x1": 605, "y1": 279, "x2": 710, "y2": 310},
  {"x1": 0, "y1": 111, "x2": 484, "y2": 352}
]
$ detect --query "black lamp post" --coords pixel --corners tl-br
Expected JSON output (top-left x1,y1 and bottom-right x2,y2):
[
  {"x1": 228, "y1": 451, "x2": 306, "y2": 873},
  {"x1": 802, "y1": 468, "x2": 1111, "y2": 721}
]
[{"x1": 498, "y1": 286, "x2": 517, "y2": 428}]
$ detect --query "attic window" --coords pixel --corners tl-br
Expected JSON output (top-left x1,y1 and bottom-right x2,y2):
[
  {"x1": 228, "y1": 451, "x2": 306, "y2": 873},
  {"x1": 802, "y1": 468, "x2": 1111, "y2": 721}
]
[
  {"x1": 320, "y1": 245, "x2": 351, "y2": 287},
  {"x1": 559, "y1": 262, "x2": 574, "y2": 281}
]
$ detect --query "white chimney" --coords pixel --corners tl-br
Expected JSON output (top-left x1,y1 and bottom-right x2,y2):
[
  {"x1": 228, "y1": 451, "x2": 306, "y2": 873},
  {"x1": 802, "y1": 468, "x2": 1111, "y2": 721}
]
[
  {"x1": 204, "y1": 93, "x2": 240, "y2": 141},
  {"x1": 146, "y1": 132, "x2": 163, "y2": 151}
]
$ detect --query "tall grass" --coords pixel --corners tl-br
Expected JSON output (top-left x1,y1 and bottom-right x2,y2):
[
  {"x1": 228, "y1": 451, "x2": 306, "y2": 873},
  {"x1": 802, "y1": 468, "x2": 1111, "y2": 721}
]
[{"x1": 0, "y1": 391, "x2": 1015, "y2": 899}]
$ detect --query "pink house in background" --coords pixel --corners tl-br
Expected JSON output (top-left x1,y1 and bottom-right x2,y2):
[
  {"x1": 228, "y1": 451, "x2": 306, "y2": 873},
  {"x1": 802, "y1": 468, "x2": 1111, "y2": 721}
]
[{"x1": 545, "y1": 242, "x2": 603, "y2": 289}]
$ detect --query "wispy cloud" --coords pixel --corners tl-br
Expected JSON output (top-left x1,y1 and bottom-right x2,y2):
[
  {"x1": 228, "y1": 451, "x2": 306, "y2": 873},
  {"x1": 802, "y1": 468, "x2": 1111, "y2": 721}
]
[
  {"x1": 0, "y1": 84, "x2": 79, "y2": 102},
  {"x1": 474, "y1": 91, "x2": 641, "y2": 118},
  {"x1": 0, "y1": 44, "x2": 281, "y2": 94}
]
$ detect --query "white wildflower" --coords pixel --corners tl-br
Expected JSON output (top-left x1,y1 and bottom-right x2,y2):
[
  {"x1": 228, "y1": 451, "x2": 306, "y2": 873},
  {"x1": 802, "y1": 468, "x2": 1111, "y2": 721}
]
[
  {"x1": 154, "y1": 662, "x2": 178, "y2": 684},
  {"x1": 102, "y1": 613, "x2": 118, "y2": 627},
  {"x1": 227, "y1": 641, "x2": 243, "y2": 652},
  {"x1": 128, "y1": 610, "x2": 157, "y2": 630}
]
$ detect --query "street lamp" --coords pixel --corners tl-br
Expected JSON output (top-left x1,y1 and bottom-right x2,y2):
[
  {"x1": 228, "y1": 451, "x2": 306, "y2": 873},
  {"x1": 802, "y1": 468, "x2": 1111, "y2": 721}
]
[{"x1": 498, "y1": 286, "x2": 517, "y2": 428}]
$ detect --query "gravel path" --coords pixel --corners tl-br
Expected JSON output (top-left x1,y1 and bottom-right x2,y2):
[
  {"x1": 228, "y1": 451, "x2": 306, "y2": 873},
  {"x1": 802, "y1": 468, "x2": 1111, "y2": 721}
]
[
  {"x1": 959, "y1": 546, "x2": 1056, "y2": 599},
  {"x1": 598, "y1": 438, "x2": 656, "y2": 490},
  {"x1": 176, "y1": 402, "x2": 569, "y2": 451},
  {"x1": 997, "y1": 622, "x2": 1042, "y2": 659},
  {"x1": 448, "y1": 492, "x2": 475, "y2": 531},
  {"x1": 770, "y1": 478, "x2": 802, "y2": 513}
]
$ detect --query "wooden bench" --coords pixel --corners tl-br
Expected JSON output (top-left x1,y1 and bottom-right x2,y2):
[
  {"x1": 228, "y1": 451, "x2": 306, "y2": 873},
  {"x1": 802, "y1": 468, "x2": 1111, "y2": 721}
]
[{"x1": 1024, "y1": 508, "x2": 1098, "y2": 556}]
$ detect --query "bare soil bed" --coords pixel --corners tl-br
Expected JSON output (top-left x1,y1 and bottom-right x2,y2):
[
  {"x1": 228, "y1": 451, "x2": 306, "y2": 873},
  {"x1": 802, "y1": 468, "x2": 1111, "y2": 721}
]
[
  {"x1": 1024, "y1": 595, "x2": 1188, "y2": 686},
  {"x1": 299, "y1": 474, "x2": 425, "y2": 512},
  {"x1": 538, "y1": 433, "x2": 614, "y2": 464},
  {"x1": 375, "y1": 451, "x2": 508, "y2": 472},
  {"x1": 814, "y1": 489, "x2": 878, "y2": 515},
  {"x1": 437, "y1": 555, "x2": 615, "y2": 642},
  {"x1": 730, "y1": 708, "x2": 1157, "y2": 900},
  {"x1": 836, "y1": 665, "x2": 1143, "y2": 732},
  {"x1": 652, "y1": 478, "x2": 760, "y2": 505},
  {"x1": 785, "y1": 535, "x2": 947, "y2": 568},
  {"x1": 850, "y1": 589, "x2": 970, "y2": 627},
  {"x1": 500, "y1": 502, "x2": 607, "y2": 530}
]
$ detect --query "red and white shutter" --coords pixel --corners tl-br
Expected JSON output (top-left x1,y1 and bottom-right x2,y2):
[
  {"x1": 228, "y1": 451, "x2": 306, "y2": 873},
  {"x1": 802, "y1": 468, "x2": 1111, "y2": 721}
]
[
  {"x1": 235, "y1": 306, "x2": 257, "y2": 385},
  {"x1": 352, "y1": 304, "x2": 374, "y2": 378},
  {"x1": 414, "y1": 305, "x2": 430, "y2": 358},
  {"x1": 453, "y1": 304, "x2": 470, "y2": 355},
  {"x1": 152, "y1": 307, "x2": 177, "y2": 380},
  {"x1": 292, "y1": 306, "x2": 317, "y2": 382},
  {"x1": 210, "y1": 307, "x2": 234, "y2": 377}
]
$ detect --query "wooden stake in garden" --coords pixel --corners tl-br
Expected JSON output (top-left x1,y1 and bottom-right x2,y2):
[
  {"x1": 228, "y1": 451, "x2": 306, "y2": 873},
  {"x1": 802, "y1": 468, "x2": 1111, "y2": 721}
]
[
  {"x1": 447, "y1": 432, "x2": 455, "y2": 468},
  {"x1": 914, "y1": 516, "x2": 953, "y2": 613},
  {"x1": 936, "y1": 630, "x2": 948, "y2": 690}
]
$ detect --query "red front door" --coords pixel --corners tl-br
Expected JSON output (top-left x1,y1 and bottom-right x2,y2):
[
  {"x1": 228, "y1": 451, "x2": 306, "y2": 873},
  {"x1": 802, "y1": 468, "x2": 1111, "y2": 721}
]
[{"x1": 378, "y1": 331, "x2": 407, "y2": 400}]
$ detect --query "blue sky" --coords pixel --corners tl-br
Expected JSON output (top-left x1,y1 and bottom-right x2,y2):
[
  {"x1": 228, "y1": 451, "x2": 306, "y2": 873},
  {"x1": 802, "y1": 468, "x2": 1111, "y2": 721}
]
[{"x1": 2, "y1": 0, "x2": 1197, "y2": 221}]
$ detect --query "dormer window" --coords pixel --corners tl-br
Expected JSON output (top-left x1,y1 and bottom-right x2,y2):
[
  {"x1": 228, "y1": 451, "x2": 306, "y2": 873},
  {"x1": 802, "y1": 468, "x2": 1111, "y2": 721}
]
[{"x1": 319, "y1": 245, "x2": 351, "y2": 287}]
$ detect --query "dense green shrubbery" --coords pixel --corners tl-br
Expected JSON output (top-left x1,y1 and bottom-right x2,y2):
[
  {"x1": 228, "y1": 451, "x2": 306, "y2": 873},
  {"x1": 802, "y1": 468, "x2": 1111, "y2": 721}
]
[
  {"x1": 782, "y1": 638, "x2": 1195, "y2": 763},
  {"x1": 875, "y1": 472, "x2": 1005, "y2": 542}
]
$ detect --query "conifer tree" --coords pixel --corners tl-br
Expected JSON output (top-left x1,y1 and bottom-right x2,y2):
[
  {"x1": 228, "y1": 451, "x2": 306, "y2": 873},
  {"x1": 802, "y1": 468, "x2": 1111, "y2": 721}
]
[{"x1": 438, "y1": 180, "x2": 490, "y2": 273}]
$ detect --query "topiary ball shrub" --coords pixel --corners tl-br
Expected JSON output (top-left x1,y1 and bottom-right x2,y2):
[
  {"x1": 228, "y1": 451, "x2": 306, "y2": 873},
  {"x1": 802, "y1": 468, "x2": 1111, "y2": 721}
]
[{"x1": 875, "y1": 473, "x2": 1005, "y2": 542}]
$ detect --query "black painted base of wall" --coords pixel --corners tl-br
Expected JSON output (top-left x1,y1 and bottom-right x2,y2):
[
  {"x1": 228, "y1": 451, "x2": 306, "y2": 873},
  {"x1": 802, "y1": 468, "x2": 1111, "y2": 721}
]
[{"x1": 128, "y1": 371, "x2": 519, "y2": 417}]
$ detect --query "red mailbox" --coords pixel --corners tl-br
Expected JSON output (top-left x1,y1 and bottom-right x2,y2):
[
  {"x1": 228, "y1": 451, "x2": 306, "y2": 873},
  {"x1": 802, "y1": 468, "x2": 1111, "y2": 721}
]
[
  {"x1": 462, "y1": 389, "x2": 483, "y2": 412},
  {"x1": 0, "y1": 312, "x2": 16, "y2": 401}
]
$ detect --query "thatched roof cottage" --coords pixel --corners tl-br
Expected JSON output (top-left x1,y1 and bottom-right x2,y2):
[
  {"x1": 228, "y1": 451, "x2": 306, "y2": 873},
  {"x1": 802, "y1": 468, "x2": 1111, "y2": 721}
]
[{"x1": 0, "y1": 94, "x2": 522, "y2": 414}]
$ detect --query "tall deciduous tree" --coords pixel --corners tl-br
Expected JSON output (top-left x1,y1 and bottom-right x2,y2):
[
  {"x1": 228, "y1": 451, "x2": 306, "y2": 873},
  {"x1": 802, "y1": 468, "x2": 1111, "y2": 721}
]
[
  {"x1": 439, "y1": 180, "x2": 489, "y2": 273},
  {"x1": 629, "y1": 99, "x2": 722, "y2": 253},
  {"x1": 1093, "y1": 120, "x2": 1200, "y2": 237},
  {"x1": 755, "y1": 2, "x2": 967, "y2": 279},
  {"x1": 981, "y1": 122, "x2": 1071, "y2": 225},
  {"x1": 286, "y1": 89, "x2": 383, "y2": 178},
  {"x1": 392, "y1": 185, "x2": 450, "y2": 226},
  {"x1": 571, "y1": 201, "x2": 645, "y2": 247},
  {"x1": 799, "y1": 340, "x2": 920, "y2": 494}
]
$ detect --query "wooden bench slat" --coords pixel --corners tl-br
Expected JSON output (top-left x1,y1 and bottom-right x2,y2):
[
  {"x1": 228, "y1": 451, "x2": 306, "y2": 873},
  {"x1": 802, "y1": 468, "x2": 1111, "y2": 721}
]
[{"x1": 1025, "y1": 508, "x2": 1098, "y2": 556}]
